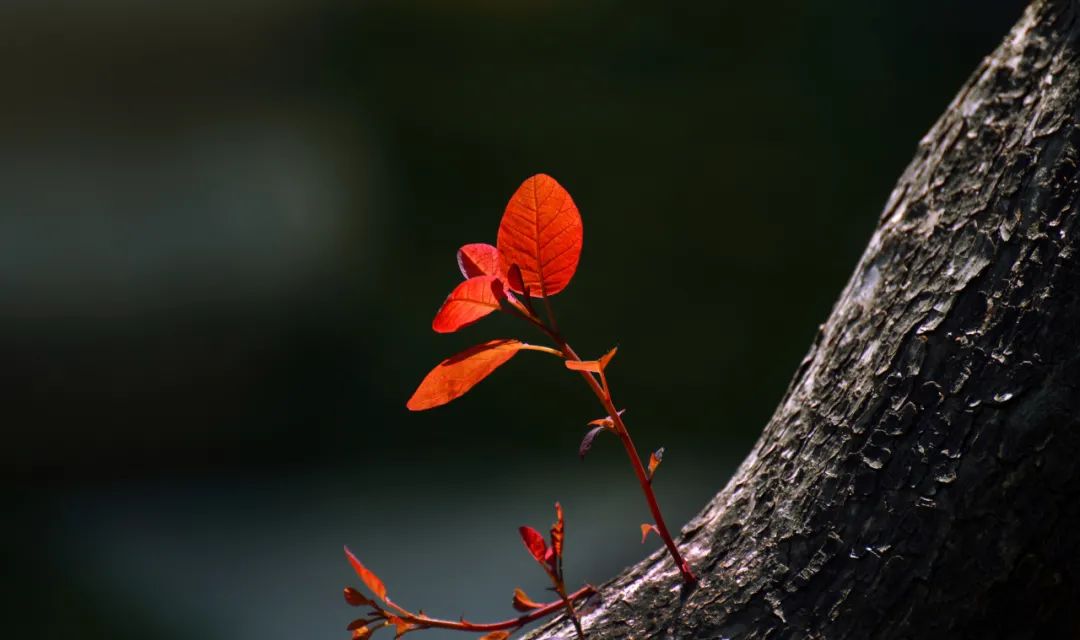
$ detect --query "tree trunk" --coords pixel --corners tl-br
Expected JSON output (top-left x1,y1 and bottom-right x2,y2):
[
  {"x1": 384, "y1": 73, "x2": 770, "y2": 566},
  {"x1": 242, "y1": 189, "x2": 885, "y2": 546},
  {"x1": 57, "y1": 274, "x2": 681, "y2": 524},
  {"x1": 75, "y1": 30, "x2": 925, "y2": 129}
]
[{"x1": 532, "y1": 0, "x2": 1080, "y2": 637}]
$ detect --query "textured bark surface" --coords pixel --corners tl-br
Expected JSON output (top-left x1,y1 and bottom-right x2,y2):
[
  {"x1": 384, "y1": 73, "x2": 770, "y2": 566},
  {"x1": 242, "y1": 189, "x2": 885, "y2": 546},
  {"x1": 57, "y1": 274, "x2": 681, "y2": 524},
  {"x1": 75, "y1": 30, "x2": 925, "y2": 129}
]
[{"x1": 530, "y1": 0, "x2": 1080, "y2": 637}]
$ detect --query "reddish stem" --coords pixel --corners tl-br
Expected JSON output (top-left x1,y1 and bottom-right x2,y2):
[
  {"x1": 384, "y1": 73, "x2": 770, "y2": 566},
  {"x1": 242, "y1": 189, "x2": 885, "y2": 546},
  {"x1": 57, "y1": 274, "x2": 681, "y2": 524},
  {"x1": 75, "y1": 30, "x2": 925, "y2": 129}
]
[
  {"x1": 508, "y1": 299, "x2": 697, "y2": 584},
  {"x1": 552, "y1": 580, "x2": 585, "y2": 640},
  {"x1": 393, "y1": 585, "x2": 594, "y2": 633},
  {"x1": 558, "y1": 340, "x2": 696, "y2": 585}
]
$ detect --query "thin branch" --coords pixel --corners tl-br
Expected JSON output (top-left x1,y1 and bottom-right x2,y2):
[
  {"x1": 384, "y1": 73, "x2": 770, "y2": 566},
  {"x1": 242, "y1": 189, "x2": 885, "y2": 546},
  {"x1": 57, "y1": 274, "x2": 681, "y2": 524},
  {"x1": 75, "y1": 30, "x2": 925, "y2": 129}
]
[
  {"x1": 527, "y1": 320, "x2": 696, "y2": 585},
  {"x1": 391, "y1": 585, "x2": 594, "y2": 633}
]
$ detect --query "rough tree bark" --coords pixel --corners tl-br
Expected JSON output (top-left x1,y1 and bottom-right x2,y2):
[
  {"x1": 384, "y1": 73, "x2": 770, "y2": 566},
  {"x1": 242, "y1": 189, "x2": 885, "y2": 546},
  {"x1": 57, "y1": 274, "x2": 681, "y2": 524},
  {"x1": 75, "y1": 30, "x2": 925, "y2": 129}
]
[{"x1": 531, "y1": 0, "x2": 1080, "y2": 637}]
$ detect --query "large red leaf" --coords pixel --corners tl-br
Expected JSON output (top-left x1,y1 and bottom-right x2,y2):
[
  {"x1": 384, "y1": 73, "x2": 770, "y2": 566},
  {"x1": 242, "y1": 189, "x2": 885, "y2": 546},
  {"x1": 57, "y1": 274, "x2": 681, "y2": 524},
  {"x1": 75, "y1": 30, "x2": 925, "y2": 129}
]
[
  {"x1": 406, "y1": 339, "x2": 524, "y2": 411},
  {"x1": 497, "y1": 174, "x2": 583, "y2": 297},
  {"x1": 456, "y1": 243, "x2": 505, "y2": 280},
  {"x1": 432, "y1": 276, "x2": 505, "y2": 334}
]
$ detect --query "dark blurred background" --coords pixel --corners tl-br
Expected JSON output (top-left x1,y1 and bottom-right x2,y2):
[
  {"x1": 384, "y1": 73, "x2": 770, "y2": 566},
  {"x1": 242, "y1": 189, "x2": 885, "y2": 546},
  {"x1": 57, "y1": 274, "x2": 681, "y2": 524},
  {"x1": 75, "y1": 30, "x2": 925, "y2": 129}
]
[{"x1": 2, "y1": 1, "x2": 1024, "y2": 638}]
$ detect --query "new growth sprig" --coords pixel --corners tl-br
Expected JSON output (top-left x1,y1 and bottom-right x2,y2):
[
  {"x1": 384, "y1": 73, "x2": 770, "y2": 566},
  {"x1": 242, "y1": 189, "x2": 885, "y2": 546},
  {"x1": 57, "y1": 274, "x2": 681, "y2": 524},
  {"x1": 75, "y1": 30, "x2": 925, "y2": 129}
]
[
  {"x1": 342, "y1": 503, "x2": 591, "y2": 640},
  {"x1": 343, "y1": 174, "x2": 695, "y2": 639},
  {"x1": 518, "y1": 503, "x2": 585, "y2": 640}
]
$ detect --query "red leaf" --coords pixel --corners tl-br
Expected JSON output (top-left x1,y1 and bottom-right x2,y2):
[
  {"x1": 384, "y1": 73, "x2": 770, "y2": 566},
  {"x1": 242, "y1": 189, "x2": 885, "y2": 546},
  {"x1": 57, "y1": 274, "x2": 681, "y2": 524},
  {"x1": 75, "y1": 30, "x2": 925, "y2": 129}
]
[
  {"x1": 564, "y1": 359, "x2": 602, "y2": 373},
  {"x1": 432, "y1": 276, "x2": 505, "y2": 334},
  {"x1": 407, "y1": 339, "x2": 525, "y2": 411},
  {"x1": 519, "y1": 525, "x2": 548, "y2": 563},
  {"x1": 640, "y1": 523, "x2": 660, "y2": 544},
  {"x1": 352, "y1": 627, "x2": 373, "y2": 640},
  {"x1": 550, "y1": 503, "x2": 564, "y2": 560},
  {"x1": 479, "y1": 633, "x2": 511, "y2": 640},
  {"x1": 497, "y1": 174, "x2": 583, "y2": 297},
  {"x1": 512, "y1": 587, "x2": 543, "y2": 612},
  {"x1": 457, "y1": 243, "x2": 504, "y2": 280},
  {"x1": 344, "y1": 546, "x2": 388, "y2": 602},
  {"x1": 599, "y1": 346, "x2": 618, "y2": 369}
]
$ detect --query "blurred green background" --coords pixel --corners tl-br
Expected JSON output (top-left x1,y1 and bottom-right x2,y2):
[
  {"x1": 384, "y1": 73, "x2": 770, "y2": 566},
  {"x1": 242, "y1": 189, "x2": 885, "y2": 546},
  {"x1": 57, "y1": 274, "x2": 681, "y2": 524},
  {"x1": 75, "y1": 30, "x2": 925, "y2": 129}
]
[{"x1": 2, "y1": 0, "x2": 1023, "y2": 638}]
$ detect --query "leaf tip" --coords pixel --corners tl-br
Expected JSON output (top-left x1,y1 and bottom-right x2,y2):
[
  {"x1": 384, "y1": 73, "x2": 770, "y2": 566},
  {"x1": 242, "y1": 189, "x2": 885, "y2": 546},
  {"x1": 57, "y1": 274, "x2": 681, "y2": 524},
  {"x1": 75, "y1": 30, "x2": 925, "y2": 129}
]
[
  {"x1": 550, "y1": 502, "x2": 565, "y2": 560},
  {"x1": 647, "y1": 447, "x2": 664, "y2": 479},
  {"x1": 344, "y1": 587, "x2": 372, "y2": 607},
  {"x1": 512, "y1": 587, "x2": 543, "y2": 612}
]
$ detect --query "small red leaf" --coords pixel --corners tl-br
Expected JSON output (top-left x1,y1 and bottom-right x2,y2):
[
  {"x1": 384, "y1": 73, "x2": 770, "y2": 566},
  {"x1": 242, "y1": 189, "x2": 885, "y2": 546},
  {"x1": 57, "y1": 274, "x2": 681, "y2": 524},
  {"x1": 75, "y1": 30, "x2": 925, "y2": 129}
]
[
  {"x1": 519, "y1": 525, "x2": 547, "y2": 563},
  {"x1": 507, "y1": 264, "x2": 526, "y2": 293},
  {"x1": 550, "y1": 502, "x2": 564, "y2": 560},
  {"x1": 565, "y1": 347, "x2": 617, "y2": 373},
  {"x1": 479, "y1": 632, "x2": 511, "y2": 640},
  {"x1": 407, "y1": 339, "x2": 525, "y2": 411},
  {"x1": 543, "y1": 546, "x2": 555, "y2": 569},
  {"x1": 344, "y1": 546, "x2": 388, "y2": 602},
  {"x1": 564, "y1": 359, "x2": 602, "y2": 373},
  {"x1": 648, "y1": 447, "x2": 664, "y2": 479},
  {"x1": 586, "y1": 408, "x2": 625, "y2": 429},
  {"x1": 386, "y1": 615, "x2": 414, "y2": 638},
  {"x1": 347, "y1": 619, "x2": 374, "y2": 631},
  {"x1": 641, "y1": 523, "x2": 660, "y2": 544},
  {"x1": 457, "y1": 243, "x2": 504, "y2": 280},
  {"x1": 432, "y1": 276, "x2": 505, "y2": 334},
  {"x1": 497, "y1": 174, "x2": 583, "y2": 297},
  {"x1": 344, "y1": 587, "x2": 373, "y2": 607},
  {"x1": 512, "y1": 587, "x2": 544, "y2": 612},
  {"x1": 579, "y1": 425, "x2": 607, "y2": 459},
  {"x1": 352, "y1": 627, "x2": 373, "y2": 640}
]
